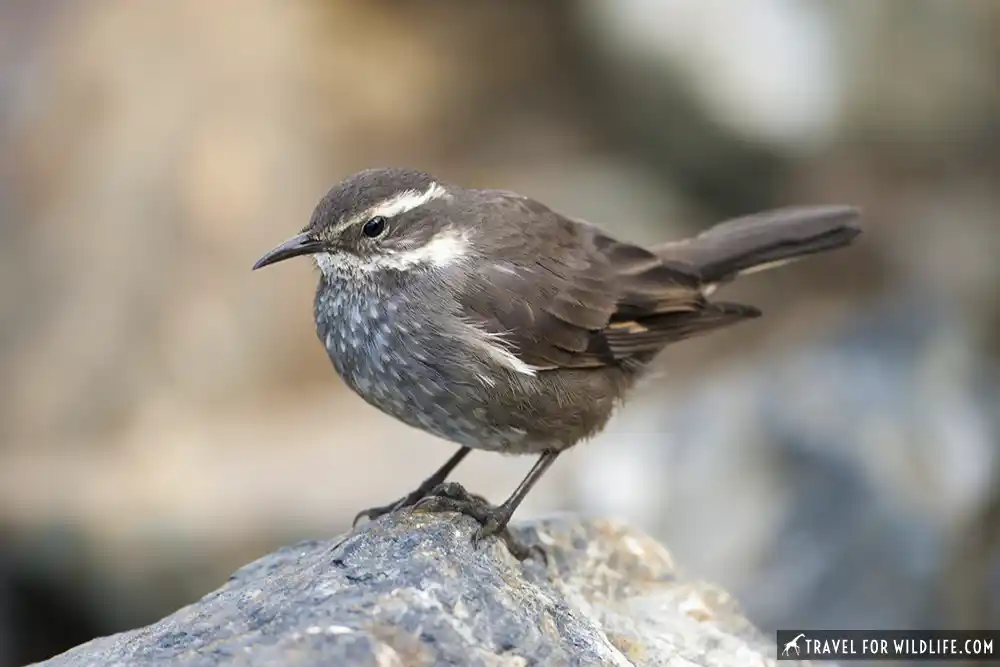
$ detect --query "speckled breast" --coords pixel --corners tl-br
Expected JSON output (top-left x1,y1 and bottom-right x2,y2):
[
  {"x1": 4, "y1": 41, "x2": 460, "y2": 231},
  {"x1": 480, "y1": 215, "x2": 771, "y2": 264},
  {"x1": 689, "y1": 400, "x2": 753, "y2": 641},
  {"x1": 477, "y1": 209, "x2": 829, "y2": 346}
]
[{"x1": 312, "y1": 277, "x2": 532, "y2": 452}]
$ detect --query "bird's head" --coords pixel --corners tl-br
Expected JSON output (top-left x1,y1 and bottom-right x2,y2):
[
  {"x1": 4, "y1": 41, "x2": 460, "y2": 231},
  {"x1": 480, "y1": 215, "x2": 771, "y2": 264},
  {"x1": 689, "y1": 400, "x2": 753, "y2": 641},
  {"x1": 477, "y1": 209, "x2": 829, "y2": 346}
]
[{"x1": 253, "y1": 167, "x2": 469, "y2": 279}]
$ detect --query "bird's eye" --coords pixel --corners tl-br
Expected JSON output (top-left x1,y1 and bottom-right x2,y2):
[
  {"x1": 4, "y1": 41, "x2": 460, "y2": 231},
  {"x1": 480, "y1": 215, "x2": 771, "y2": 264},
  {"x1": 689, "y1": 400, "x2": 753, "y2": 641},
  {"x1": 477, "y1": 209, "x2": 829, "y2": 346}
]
[{"x1": 362, "y1": 216, "x2": 387, "y2": 238}]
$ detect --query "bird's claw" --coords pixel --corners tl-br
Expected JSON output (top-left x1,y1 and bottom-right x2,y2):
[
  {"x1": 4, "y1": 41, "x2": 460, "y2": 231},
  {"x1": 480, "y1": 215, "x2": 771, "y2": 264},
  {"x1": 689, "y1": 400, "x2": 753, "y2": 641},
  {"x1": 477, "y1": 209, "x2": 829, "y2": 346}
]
[
  {"x1": 352, "y1": 502, "x2": 394, "y2": 527},
  {"x1": 353, "y1": 489, "x2": 426, "y2": 527},
  {"x1": 412, "y1": 482, "x2": 543, "y2": 562}
]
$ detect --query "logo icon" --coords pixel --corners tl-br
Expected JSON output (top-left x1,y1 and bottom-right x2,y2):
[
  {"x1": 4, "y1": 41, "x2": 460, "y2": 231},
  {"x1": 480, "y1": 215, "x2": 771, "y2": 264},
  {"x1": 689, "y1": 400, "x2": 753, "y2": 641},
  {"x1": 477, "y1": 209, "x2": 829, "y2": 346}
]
[{"x1": 782, "y1": 633, "x2": 806, "y2": 657}]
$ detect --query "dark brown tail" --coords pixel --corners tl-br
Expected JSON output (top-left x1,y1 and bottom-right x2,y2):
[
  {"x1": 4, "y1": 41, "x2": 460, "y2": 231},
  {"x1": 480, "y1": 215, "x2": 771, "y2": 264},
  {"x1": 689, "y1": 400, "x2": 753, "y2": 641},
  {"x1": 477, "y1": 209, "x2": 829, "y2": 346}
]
[{"x1": 653, "y1": 205, "x2": 862, "y2": 284}]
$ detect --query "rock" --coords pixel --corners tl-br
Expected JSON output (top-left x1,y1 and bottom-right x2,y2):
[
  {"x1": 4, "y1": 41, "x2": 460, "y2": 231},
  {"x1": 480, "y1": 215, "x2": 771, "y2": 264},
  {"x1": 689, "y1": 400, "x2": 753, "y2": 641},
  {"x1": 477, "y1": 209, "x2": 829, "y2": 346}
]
[{"x1": 33, "y1": 512, "x2": 797, "y2": 667}]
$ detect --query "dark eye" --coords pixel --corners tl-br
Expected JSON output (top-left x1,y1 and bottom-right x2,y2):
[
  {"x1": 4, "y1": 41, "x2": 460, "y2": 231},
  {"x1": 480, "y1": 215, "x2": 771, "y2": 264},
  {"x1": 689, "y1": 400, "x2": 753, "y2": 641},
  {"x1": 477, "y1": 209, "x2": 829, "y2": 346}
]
[{"x1": 362, "y1": 216, "x2": 387, "y2": 238}]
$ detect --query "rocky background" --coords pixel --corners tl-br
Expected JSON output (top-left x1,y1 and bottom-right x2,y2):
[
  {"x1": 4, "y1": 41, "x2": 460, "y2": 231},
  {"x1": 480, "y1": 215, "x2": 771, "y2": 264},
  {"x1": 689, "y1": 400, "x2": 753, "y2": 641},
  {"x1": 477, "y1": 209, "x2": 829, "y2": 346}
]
[{"x1": 1, "y1": 1, "x2": 998, "y2": 665}]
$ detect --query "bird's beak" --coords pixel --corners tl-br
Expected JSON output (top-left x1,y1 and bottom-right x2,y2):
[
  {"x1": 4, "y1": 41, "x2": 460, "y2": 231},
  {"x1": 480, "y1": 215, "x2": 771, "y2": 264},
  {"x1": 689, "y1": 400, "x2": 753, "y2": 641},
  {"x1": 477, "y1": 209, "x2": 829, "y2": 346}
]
[{"x1": 252, "y1": 232, "x2": 325, "y2": 270}]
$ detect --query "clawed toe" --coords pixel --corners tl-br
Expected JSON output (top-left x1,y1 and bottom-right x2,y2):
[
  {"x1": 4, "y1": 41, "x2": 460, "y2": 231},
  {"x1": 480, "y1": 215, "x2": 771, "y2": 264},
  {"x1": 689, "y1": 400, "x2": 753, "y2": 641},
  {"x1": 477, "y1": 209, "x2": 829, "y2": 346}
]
[
  {"x1": 353, "y1": 488, "x2": 427, "y2": 527},
  {"x1": 412, "y1": 482, "x2": 493, "y2": 520},
  {"x1": 358, "y1": 482, "x2": 544, "y2": 561},
  {"x1": 426, "y1": 482, "x2": 492, "y2": 508},
  {"x1": 411, "y1": 483, "x2": 540, "y2": 561},
  {"x1": 350, "y1": 451, "x2": 554, "y2": 561},
  {"x1": 352, "y1": 500, "x2": 400, "y2": 527},
  {"x1": 473, "y1": 516, "x2": 542, "y2": 562}
]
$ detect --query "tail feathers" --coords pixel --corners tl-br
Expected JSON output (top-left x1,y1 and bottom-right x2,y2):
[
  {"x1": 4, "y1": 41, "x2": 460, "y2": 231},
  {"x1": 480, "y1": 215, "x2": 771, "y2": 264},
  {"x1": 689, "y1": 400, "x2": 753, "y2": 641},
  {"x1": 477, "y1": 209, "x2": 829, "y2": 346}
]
[{"x1": 654, "y1": 205, "x2": 862, "y2": 285}]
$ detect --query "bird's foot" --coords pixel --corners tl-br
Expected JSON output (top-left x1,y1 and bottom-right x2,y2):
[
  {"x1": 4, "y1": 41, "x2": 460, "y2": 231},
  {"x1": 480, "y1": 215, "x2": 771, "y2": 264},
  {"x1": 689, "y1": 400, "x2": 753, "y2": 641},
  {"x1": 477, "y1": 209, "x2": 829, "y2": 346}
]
[
  {"x1": 412, "y1": 482, "x2": 542, "y2": 562},
  {"x1": 353, "y1": 487, "x2": 430, "y2": 527}
]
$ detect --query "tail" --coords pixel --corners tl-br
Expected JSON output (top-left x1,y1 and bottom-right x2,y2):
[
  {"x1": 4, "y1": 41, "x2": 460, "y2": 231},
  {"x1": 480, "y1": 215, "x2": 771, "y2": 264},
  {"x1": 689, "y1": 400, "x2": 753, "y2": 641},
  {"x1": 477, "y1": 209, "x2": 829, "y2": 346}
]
[{"x1": 653, "y1": 205, "x2": 862, "y2": 285}]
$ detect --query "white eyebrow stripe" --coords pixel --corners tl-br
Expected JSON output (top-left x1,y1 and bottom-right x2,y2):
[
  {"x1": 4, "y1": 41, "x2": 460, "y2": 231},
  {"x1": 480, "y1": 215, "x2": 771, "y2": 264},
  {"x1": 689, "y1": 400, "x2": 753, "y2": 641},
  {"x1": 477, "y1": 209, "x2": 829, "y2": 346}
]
[{"x1": 366, "y1": 182, "x2": 449, "y2": 220}]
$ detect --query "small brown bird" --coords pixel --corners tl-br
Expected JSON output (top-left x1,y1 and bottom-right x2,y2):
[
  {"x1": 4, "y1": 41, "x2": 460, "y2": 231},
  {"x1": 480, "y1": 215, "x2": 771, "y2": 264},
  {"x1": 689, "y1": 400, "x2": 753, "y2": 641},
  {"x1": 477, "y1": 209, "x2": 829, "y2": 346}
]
[{"x1": 254, "y1": 167, "x2": 861, "y2": 556}]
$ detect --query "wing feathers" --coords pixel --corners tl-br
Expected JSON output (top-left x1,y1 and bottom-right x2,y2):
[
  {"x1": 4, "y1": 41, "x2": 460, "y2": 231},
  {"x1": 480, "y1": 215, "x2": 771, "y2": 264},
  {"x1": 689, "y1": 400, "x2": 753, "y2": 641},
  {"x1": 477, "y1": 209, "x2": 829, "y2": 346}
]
[
  {"x1": 604, "y1": 303, "x2": 760, "y2": 356},
  {"x1": 453, "y1": 194, "x2": 854, "y2": 374}
]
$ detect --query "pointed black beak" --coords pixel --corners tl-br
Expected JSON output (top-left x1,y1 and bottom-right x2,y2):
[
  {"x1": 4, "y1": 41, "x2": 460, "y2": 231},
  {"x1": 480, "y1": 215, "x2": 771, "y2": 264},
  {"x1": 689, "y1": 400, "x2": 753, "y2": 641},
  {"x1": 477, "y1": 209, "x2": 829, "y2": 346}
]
[{"x1": 252, "y1": 232, "x2": 325, "y2": 270}]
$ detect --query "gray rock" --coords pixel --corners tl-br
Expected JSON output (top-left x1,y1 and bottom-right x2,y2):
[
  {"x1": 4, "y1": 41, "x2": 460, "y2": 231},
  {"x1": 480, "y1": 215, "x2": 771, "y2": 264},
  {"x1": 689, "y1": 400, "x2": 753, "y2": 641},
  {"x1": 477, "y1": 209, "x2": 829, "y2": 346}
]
[{"x1": 33, "y1": 512, "x2": 800, "y2": 667}]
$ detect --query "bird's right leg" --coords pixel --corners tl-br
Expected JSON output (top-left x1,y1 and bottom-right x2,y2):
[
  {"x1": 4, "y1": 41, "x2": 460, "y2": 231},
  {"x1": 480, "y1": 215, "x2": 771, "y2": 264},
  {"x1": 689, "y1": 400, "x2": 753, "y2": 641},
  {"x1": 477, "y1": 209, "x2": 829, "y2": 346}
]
[{"x1": 352, "y1": 446, "x2": 471, "y2": 526}]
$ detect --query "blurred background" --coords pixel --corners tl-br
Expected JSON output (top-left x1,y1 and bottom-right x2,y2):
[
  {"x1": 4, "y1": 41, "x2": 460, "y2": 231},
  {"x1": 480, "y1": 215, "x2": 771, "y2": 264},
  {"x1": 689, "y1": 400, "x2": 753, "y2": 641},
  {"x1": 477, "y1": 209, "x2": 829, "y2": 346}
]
[{"x1": 1, "y1": 0, "x2": 999, "y2": 665}]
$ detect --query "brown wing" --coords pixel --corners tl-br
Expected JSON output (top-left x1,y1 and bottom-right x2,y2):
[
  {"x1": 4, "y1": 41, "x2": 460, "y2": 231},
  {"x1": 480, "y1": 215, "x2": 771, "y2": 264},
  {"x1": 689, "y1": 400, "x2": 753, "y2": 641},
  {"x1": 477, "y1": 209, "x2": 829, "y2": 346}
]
[{"x1": 453, "y1": 192, "x2": 757, "y2": 371}]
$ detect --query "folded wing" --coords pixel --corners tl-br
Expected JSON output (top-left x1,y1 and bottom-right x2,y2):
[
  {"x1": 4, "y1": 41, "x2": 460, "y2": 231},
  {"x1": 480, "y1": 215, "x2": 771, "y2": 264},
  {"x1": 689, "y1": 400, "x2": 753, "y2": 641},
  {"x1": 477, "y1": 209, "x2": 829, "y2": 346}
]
[{"x1": 454, "y1": 194, "x2": 763, "y2": 371}]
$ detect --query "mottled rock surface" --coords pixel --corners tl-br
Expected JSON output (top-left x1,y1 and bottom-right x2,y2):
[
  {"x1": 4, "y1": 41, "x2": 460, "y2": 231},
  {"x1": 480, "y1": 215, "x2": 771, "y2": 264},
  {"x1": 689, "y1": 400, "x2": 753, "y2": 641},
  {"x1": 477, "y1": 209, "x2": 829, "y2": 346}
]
[{"x1": 34, "y1": 513, "x2": 793, "y2": 667}]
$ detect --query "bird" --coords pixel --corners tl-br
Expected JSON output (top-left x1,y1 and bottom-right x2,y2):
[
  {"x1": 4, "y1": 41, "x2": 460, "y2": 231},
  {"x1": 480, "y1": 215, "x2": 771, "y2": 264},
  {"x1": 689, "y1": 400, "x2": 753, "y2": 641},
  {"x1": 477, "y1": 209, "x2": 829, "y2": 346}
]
[{"x1": 253, "y1": 167, "x2": 861, "y2": 557}]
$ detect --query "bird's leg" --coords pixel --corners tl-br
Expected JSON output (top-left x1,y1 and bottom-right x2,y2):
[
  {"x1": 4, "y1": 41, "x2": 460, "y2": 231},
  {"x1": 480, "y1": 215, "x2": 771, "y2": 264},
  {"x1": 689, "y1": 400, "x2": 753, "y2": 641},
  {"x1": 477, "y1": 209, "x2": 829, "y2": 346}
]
[
  {"x1": 474, "y1": 451, "x2": 559, "y2": 539},
  {"x1": 352, "y1": 446, "x2": 471, "y2": 526},
  {"x1": 413, "y1": 451, "x2": 560, "y2": 560}
]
